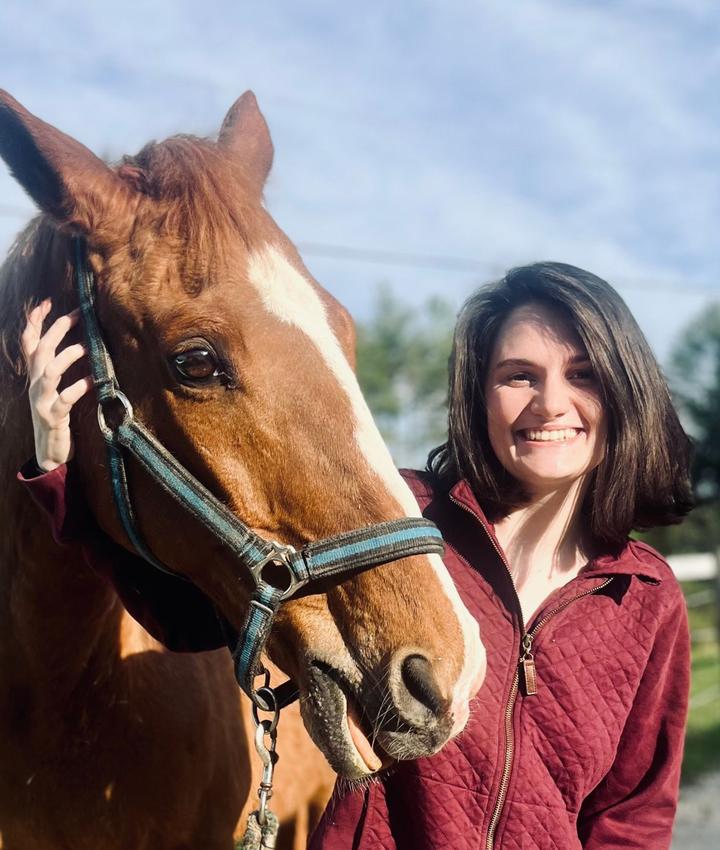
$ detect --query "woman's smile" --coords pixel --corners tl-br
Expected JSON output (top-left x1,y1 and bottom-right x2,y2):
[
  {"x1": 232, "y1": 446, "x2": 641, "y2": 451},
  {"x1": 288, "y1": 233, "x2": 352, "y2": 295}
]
[
  {"x1": 516, "y1": 427, "x2": 583, "y2": 444},
  {"x1": 485, "y1": 302, "x2": 606, "y2": 497}
]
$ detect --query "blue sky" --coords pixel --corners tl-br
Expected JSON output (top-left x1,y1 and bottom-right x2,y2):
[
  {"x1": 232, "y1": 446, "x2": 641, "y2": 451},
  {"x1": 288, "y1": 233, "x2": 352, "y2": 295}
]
[{"x1": 1, "y1": 0, "x2": 718, "y2": 364}]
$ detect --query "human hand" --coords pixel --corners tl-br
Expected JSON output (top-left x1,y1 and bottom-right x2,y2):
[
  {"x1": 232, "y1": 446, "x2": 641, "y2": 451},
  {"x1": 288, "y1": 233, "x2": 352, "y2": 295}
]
[{"x1": 21, "y1": 299, "x2": 93, "y2": 472}]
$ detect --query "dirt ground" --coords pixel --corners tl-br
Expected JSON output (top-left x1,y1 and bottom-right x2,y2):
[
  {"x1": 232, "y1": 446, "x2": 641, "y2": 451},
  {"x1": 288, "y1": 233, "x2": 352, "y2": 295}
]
[{"x1": 672, "y1": 771, "x2": 720, "y2": 849}]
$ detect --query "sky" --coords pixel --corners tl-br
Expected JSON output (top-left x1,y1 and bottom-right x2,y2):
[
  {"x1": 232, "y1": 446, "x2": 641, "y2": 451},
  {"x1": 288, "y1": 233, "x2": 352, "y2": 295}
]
[{"x1": 1, "y1": 0, "x2": 718, "y2": 366}]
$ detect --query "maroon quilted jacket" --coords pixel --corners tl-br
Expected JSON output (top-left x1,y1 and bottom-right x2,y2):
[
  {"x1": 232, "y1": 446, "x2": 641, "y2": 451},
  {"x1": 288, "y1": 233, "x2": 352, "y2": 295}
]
[
  {"x1": 19, "y1": 463, "x2": 690, "y2": 848},
  {"x1": 309, "y1": 470, "x2": 690, "y2": 850}
]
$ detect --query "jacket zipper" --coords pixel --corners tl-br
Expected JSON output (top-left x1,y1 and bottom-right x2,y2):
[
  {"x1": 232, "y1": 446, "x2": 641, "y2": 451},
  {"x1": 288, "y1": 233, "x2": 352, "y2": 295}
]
[
  {"x1": 448, "y1": 493, "x2": 614, "y2": 850},
  {"x1": 485, "y1": 670, "x2": 519, "y2": 850},
  {"x1": 518, "y1": 577, "x2": 615, "y2": 698},
  {"x1": 484, "y1": 577, "x2": 614, "y2": 850}
]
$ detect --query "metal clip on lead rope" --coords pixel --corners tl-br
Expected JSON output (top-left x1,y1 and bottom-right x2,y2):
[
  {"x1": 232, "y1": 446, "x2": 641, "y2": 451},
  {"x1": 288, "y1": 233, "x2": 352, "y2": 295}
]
[
  {"x1": 254, "y1": 718, "x2": 277, "y2": 827},
  {"x1": 235, "y1": 684, "x2": 281, "y2": 849},
  {"x1": 253, "y1": 684, "x2": 280, "y2": 825}
]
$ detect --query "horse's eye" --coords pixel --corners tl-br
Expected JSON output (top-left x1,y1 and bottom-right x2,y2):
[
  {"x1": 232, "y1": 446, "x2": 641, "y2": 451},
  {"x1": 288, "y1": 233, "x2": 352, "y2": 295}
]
[{"x1": 172, "y1": 348, "x2": 219, "y2": 383}]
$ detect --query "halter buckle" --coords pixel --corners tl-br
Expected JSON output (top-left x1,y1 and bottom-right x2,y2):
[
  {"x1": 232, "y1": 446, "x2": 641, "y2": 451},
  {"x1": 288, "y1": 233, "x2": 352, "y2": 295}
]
[
  {"x1": 97, "y1": 391, "x2": 134, "y2": 439},
  {"x1": 249, "y1": 542, "x2": 309, "y2": 601}
]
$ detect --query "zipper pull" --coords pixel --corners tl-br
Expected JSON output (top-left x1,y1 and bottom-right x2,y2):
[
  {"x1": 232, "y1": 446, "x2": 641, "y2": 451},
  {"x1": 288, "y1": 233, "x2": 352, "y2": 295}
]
[{"x1": 519, "y1": 633, "x2": 537, "y2": 696}]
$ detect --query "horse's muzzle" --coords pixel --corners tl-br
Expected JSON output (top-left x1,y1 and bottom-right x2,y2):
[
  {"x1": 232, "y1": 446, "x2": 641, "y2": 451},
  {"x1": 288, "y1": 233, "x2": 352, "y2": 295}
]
[{"x1": 299, "y1": 656, "x2": 456, "y2": 779}]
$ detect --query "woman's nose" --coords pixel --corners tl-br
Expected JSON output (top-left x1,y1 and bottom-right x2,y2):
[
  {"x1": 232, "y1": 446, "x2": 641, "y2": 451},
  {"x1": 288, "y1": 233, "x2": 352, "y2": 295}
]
[{"x1": 530, "y1": 378, "x2": 570, "y2": 419}]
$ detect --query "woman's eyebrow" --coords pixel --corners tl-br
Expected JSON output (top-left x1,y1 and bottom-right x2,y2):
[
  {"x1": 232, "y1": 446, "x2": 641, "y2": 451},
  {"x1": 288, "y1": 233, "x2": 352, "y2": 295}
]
[
  {"x1": 493, "y1": 354, "x2": 590, "y2": 369},
  {"x1": 494, "y1": 354, "x2": 591, "y2": 370},
  {"x1": 494, "y1": 358, "x2": 535, "y2": 370}
]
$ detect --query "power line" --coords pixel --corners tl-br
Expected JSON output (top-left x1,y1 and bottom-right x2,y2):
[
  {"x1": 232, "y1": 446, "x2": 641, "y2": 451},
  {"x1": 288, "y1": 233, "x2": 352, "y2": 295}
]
[
  {"x1": 0, "y1": 204, "x2": 716, "y2": 298},
  {"x1": 298, "y1": 241, "x2": 718, "y2": 298},
  {"x1": 297, "y1": 241, "x2": 503, "y2": 274}
]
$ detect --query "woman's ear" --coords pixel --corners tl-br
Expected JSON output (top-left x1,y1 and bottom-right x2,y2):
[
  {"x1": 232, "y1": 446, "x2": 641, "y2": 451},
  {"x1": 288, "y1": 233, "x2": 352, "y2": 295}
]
[{"x1": 0, "y1": 90, "x2": 136, "y2": 241}]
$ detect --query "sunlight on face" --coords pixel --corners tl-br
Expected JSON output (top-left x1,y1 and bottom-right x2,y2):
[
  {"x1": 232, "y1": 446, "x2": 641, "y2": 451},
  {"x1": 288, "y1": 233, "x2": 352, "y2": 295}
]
[{"x1": 485, "y1": 302, "x2": 606, "y2": 498}]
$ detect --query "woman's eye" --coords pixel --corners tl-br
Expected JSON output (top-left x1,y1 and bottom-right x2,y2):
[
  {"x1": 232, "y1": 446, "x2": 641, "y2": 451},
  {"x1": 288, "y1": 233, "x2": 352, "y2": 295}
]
[
  {"x1": 569, "y1": 368, "x2": 595, "y2": 382},
  {"x1": 172, "y1": 348, "x2": 220, "y2": 383},
  {"x1": 508, "y1": 372, "x2": 533, "y2": 385}
]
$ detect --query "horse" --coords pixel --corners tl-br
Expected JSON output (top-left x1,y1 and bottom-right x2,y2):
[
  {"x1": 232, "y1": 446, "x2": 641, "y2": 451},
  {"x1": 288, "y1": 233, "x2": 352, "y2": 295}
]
[{"x1": 0, "y1": 90, "x2": 486, "y2": 850}]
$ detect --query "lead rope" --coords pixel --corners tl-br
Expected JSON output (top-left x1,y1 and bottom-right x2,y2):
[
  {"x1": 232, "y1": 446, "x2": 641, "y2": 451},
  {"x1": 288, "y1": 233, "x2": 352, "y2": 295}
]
[{"x1": 236, "y1": 685, "x2": 281, "y2": 849}]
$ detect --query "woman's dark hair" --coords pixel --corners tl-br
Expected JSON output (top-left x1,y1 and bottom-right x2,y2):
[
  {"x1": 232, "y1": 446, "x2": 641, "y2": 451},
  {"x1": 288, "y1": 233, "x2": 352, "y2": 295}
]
[{"x1": 427, "y1": 262, "x2": 694, "y2": 547}]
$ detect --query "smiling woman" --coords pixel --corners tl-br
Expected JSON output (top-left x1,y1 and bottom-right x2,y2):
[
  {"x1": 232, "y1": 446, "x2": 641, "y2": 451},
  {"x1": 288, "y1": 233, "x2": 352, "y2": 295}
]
[
  {"x1": 311, "y1": 262, "x2": 695, "y2": 850},
  {"x1": 441, "y1": 263, "x2": 693, "y2": 546}
]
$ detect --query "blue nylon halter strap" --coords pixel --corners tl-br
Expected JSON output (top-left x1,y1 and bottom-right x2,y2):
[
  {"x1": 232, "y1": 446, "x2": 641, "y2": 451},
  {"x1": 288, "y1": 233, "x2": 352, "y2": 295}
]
[{"x1": 72, "y1": 237, "x2": 445, "y2": 709}]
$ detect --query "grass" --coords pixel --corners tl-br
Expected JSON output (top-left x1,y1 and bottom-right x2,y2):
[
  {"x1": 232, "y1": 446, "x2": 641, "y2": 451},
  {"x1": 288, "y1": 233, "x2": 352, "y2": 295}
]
[{"x1": 681, "y1": 580, "x2": 720, "y2": 784}]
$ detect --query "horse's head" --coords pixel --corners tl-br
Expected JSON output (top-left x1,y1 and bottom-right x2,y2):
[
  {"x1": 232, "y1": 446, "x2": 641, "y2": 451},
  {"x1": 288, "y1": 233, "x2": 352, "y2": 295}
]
[{"x1": 0, "y1": 91, "x2": 485, "y2": 777}]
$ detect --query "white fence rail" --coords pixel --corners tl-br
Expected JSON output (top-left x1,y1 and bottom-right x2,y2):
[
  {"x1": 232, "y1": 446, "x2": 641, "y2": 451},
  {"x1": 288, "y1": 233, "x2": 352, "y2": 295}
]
[
  {"x1": 669, "y1": 552, "x2": 719, "y2": 711},
  {"x1": 669, "y1": 553, "x2": 717, "y2": 582}
]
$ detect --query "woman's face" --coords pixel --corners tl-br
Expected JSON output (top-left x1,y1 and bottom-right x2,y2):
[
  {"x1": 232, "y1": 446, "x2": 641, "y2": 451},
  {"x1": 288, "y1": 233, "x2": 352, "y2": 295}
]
[{"x1": 484, "y1": 302, "x2": 606, "y2": 498}]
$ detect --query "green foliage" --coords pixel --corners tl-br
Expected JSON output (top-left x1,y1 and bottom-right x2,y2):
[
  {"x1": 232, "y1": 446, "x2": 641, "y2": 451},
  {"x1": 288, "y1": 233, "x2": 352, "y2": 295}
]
[
  {"x1": 667, "y1": 303, "x2": 720, "y2": 782},
  {"x1": 355, "y1": 286, "x2": 415, "y2": 420},
  {"x1": 669, "y1": 303, "x2": 720, "y2": 503},
  {"x1": 355, "y1": 284, "x2": 456, "y2": 464},
  {"x1": 682, "y1": 580, "x2": 720, "y2": 784},
  {"x1": 640, "y1": 302, "x2": 720, "y2": 555},
  {"x1": 641, "y1": 502, "x2": 720, "y2": 554}
]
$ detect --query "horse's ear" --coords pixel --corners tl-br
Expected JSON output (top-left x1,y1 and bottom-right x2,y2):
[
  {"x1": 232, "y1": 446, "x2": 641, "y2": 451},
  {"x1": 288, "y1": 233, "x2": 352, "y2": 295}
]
[
  {"x1": 0, "y1": 90, "x2": 133, "y2": 238},
  {"x1": 218, "y1": 91, "x2": 274, "y2": 190}
]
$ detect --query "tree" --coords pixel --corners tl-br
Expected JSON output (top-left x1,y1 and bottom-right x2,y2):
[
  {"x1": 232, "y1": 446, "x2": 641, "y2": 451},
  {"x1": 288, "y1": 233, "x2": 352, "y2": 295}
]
[
  {"x1": 643, "y1": 303, "x2": 720, "y2": 553},
  {"x1": 355, "y1": 285, "x2": 456, "y2": 466},
  {"x1": 669, "y1": 305, "x2": 720, "y2": 500}
]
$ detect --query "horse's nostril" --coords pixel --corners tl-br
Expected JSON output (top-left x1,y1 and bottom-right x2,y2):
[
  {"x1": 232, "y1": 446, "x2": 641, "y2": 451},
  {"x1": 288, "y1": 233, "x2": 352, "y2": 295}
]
[{"x1": 400, "y1": 653, "x2": 446, "y2": 717}]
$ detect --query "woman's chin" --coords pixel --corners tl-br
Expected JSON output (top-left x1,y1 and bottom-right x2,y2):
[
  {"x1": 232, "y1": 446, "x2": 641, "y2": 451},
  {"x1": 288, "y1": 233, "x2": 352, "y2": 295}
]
[{"x1": 513, "y1": 466, "x2": 590, "y2": 496}]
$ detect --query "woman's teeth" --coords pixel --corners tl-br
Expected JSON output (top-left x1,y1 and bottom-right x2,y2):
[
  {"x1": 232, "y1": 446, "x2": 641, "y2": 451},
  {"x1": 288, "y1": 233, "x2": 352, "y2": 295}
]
[{"x1": 523, "y1": 428, "x2": 579, "y2": 442}]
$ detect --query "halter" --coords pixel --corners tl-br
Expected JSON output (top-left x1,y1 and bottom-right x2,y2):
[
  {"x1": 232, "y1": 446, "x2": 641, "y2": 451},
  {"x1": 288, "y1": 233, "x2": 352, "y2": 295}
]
[{"x1": 73, "y1": 237, "x2": 445, "y2": 711}]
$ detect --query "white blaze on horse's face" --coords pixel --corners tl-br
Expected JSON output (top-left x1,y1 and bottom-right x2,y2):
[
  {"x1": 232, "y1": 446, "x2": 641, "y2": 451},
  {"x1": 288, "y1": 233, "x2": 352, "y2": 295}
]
[{"x1": 248, "y1": 245, "x2": 486, "y2": 750}]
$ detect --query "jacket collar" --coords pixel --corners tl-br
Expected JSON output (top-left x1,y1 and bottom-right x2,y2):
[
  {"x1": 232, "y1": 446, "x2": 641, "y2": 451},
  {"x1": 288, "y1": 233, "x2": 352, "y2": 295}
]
[{"x1": 448, "y1": 479, "x2": 665, "y2": 584}]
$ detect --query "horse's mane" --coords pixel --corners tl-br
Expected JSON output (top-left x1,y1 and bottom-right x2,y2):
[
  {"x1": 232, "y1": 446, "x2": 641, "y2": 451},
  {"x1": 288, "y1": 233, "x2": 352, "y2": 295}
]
[
  {"x1": 0, "y1": 134, "x2": 266, "y2": 380},
  {"x1": 118, "y1": 135, "x2": 265, "y2": 280},
  {"x1": 0, "y1": 218, "x2": 62, "y2": 380}
]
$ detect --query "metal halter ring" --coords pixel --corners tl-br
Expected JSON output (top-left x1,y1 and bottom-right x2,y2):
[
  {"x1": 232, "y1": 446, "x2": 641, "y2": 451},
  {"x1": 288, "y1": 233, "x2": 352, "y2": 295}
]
[
  {"x1": 249, "y1": 541, "x2": 308, "y2": 602},
  {"x1": 97, "y1": 391, "x2": 134, "y2": 439},
  {"x1": 252, "y1": 686, "x2": 280, "y2": 733}
]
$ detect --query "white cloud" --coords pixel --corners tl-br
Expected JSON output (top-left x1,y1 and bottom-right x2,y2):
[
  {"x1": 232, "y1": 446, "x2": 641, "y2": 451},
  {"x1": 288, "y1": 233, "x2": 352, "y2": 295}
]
[{"x1": 0, "y1": 0, "x2": 717, "y2": 367}]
